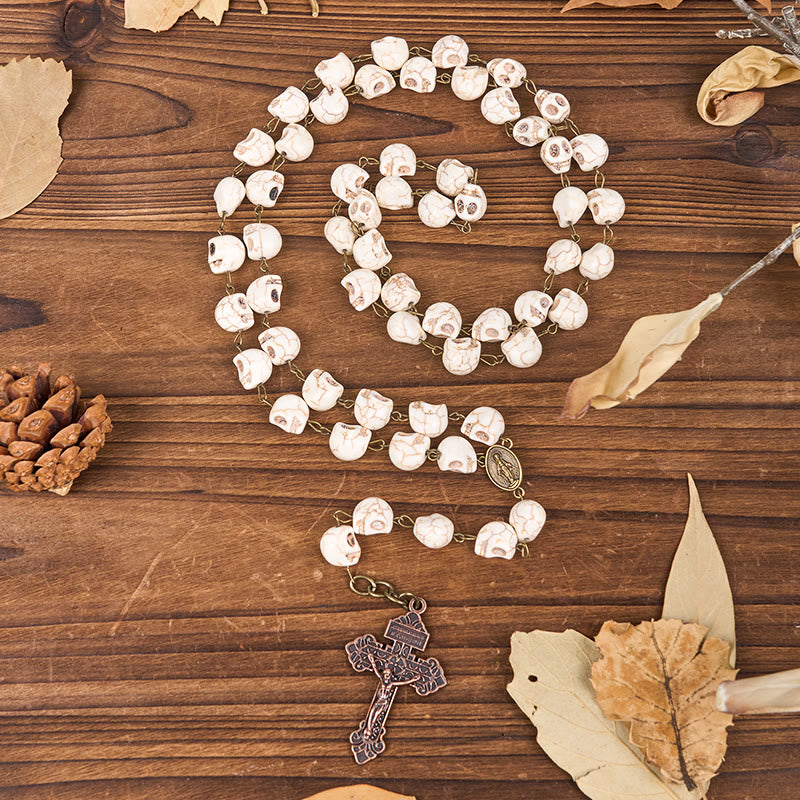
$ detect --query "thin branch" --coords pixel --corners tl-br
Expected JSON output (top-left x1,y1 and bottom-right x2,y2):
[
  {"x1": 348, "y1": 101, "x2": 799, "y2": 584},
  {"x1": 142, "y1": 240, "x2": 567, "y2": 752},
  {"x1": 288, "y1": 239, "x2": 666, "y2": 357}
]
[
  {"x1": 719, "y1": 226, "x2": 800, "y2": 296},
  {"x1": 729, "y1": 0, "x2": 800, "y2": 58},
  {"x1": 717, "y1": 667, "x2": 800, "y2": 714}
]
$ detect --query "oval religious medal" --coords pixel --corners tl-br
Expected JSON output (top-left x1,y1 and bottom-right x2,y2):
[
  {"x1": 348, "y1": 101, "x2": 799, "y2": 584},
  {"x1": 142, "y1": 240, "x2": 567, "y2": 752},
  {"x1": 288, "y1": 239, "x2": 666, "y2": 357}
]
[{"x1": 484, "y1": 444, "x2": 523, "y2": 491}]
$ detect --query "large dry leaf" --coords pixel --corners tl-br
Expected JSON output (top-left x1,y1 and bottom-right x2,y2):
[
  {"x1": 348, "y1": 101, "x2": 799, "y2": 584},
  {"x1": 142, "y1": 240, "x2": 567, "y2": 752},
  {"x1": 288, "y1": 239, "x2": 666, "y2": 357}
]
[
  {"x1": 125, "y1": 0, "x2": 199, "y2": 30},
  {"x1": 591, "y1": 619, "x2": 736, "y2": 791},
  {"x1": 697, "y1": 45, "x2": 800, "y2": 126},
  {"x1": 562, "y1": 0, "x2": 770, "y2": 11},
  {"x1": 192, "y1": 0, "x2": 229, "y2": 24},
  {"x1": 0, "y1": 57, "x2": 71, "y2": 220},
  {"x1": 663, "y1": 475, "x2": 736, "y2": 666},
  {"x1": 301, "y1": 788, "x2": 416, "y2": 800},
  {"x1": 561, "y1": 293, "x2": 723, "y2": 420},
  {"x1": 508, "y1": 629, "x2": 702, "y2": 800}
]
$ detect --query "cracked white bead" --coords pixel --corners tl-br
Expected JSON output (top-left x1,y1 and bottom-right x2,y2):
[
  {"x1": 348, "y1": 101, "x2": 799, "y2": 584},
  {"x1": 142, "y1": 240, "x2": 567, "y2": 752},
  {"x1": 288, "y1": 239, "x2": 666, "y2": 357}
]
[
  {"x1": 512, "y1": 115, "x2": 549, "y2": 147},
  {"x1": 471, "y1": 307, "x2": 512, "y2": 342},
  {"x1": 513, "y1": 290, "x2": 552, "y2": 327},
  {"x1": 275, "y1": 123, "x2": 314, "y2": 162},
  {"x1": 324, "y1": 216, "x2": 357, "y2": 255},
  {"x1": 354, "y1": 64, "x2": 396, "y2": 99},
  {"x1": 436, "y1": 158, "x2": 474, "y2": 197},
  {"x1": 437, "y1": 435, "x2": 477, "y2": 473},
  {"x1": 400, "y1": 56, "x2": 436, "y2": 93},
  {"x1": 475, "y1": 520, "x2": 517, "y2": 560},
  {"x1": 541, "y1": 136, "x2": 573, "y2": 174},
  {"x1": 461, "y1": 406, "x2": 505, "y2": 445},
  {"x1": 315, "y1": 51, "x2": 355, "y2": 89},
  {"x1": 215, "y1": 293, "x2": 253, "y2": 332},
  {"x1": 570, "y1": 133, "x2": 609, "y2": 171},
  {"x1": 354, "y1": 388, "x2": 394, "y2": 430},
  {"x1": 348, "y1": 189, "x2": 382, "y2": 230},
  {"x1": 352, "y1": 229, "x2": 392, "y2": 270},
  {"x1": 371, "y1": 35, "x2": 409, "y2": 70},
  {"x1": 242, "y1": 223, "x2": 283, "y2": 261},
  {"x1": 269, "y1": 394, "x2": 309, "y2": 435},
  {"x1": 502, "y1": 326, "x2": 543, "y2": 368},
  {"x1": 422, "y1": 302, "x2": 462, "y2": 338},
  {"x1": 320, "y1": 524, "x2": 361, "y2": 566},
  {"x1": 535, "y1": 89, "x2": 570, "y2": 123},
  {"x1": 375, "y1": 176, "x2": 413, "y2": 210},
  {"x1": 544, "y1": 238, "x2": 582, "y2": 275},
  {"x1": 234, "y1": 128, "x2": 275, "y2": 166},
  {"x1": 549, "y1": 288, "x2": 588, "y2": 331},
  {"x1": 389, "y1": 431, "x2": 431, "y2": 471},
  {"x1": 302, "y1": 369, "x2": 343, "y2": 411},
  {"x1": 341, "y1": 268, "x2": 381, "y2": 311},
  {"x1": 387, "y1": 311, "x2": 426, "y2": 344},
  {"x1": 379, "y1": 143, "x2": 417, "y2": 177},
  {"x1": 233, "y1": 348, "x2": 273, "y2": 390},
  {"x1": 455, "y1": 183, "x2": 487, "y2": 222},
  {"x1": 587, "y1": 187, "x2": 625, "y2": 225},
  {"x1": 245, "y1": 169, "x2": 284, "y2": 208},
  {"x1": 413, "y1": 513, "x2": 454, "y2": 549},
  {"x1": 553, "y1": 186, "x2": 588, "y2": 228},
  {"x1": 207, "y1": 235, "x2": 246, "y2": 274},
  {"x1": 258, "y1": 325, "x2": 301, "y2": 364},
  {"x1": 579, "y1": 242, "x2": 615, "y2": 280},
  {"x1": 214, "y1": 176, "x2": 245, "y2": 217},
  {"x1": 451, "y1": 64, "x2": 488, "y2": 100},
  {"x1": 310, "y1": 86, "x2": 349, "y2": 125},
  {"x1": 331, "y1": 163, "x2": 369, "y2": 202},
  {"x1": 408, "y1": 400, "x2": 449, "y2": 437},
  {"x1": 353, "y1": 497, "x2": 394, "y2": 535},
  {"x1": 329, "y1": 422, "x2": 371, "y2": 461},
  {"x1": 442, "y1": 337, "x2": 481, "y2": 375},
  {"x1": 481, "y1": 87, "x2": 520, "y2": 125},
  {"x1": 268, "y1": 86, "x2": 309, "y2": 123},
  {"x1": 432, "y1": 35, "x2": 469, "y2": 68},
  {"x1": 509, "y1": 499, "x2": 546, "y2": 543},
  {"x1": 381, "y1": 273, "x2": 420, "y2": 312},
  {"x1": 418, "y1": 190, "x2": 456, "y2": 228},
  {"x1": 246, "y1": 274, "x2": 283, "y2": 314},
  {"x1": 487, "y1": 57, "x2": 526, "y2": 88}
]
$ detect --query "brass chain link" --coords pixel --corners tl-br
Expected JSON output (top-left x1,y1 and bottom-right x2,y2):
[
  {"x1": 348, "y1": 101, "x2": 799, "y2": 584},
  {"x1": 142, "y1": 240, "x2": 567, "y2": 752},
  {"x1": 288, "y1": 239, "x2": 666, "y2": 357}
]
[{"x1": 347, "y1": 569, "x2": 425, "y2": 612}]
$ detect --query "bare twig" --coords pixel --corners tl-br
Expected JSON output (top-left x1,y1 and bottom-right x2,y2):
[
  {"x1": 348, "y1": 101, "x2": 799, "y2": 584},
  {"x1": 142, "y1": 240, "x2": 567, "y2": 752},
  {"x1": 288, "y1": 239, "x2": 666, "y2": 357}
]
[
  {"x1": 309, "y1": 0, "x2": 319, "y2": 14},
  {"x1": 719, "y1": 226, "x2": 800, "y2": 296},
  {"x1": 729, "y1": 0, "x2": 800, "y2": 57},
  {"x1": 716, "y1": 668, "x2": 800, "y2": 714}
]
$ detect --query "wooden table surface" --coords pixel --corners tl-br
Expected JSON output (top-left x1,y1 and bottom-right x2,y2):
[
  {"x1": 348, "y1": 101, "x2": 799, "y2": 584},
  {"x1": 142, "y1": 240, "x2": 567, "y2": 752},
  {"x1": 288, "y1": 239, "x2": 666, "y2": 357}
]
[{"x1": 1, "y1": 1, "x2": 799, "y2": 798}]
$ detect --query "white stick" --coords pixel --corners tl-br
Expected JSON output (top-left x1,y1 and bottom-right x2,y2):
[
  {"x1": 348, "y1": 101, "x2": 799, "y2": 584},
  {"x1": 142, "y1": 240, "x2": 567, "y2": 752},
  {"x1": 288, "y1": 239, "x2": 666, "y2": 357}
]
[{"x1": 716, "y1": 668, "x2": 800, "y2": 714}]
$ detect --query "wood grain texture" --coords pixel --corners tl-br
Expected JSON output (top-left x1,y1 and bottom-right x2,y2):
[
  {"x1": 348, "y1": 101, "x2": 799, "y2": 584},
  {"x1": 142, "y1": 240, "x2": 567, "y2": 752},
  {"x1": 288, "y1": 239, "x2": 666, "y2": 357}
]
[{"x1": 0, "y1": 1, "x2": 799, "y2": 798}]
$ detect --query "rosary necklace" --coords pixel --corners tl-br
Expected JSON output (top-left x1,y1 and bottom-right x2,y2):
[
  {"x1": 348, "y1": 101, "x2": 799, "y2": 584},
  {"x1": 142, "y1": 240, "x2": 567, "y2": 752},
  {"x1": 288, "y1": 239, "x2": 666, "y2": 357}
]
[{"x1": 205, "y1": 33, "x2": 623, "y2": 762}]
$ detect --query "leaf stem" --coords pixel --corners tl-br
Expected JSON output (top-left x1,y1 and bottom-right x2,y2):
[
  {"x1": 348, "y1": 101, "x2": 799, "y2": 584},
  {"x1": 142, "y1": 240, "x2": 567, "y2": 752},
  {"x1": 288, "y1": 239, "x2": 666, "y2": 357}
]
[
  {"x1": 309, "y1": 0, "x2": 319, "y2": 15},
  {"x1": 729, "y1": 0, "x2": 800, "y2": 58},
  {"x1": 719, "y1": 226, "x2": 800, "y2": 296}
]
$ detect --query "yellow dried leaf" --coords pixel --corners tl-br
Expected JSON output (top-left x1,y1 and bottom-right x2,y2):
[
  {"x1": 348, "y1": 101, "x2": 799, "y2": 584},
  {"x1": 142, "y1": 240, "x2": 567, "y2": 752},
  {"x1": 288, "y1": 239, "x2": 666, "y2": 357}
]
[
  {"x1": 561, "y1": 293, "x2": 723, "y2": 420},
  {"x1": 697, "y1": 45, "x2": 800, "y2": 126},
  {"x1": 301, "y1": 787, "x2": 416, "y2": 800},
  {"x1": 192, "y1": 0, "x2": 229, "y2": 24},
  {"x1": 562, "y1": 0, "x2": 770, "y2": 11},
  {"x1": 125, "y1": 0, "x2": 198, "y2": 31},
  {"x1": 0, "y1": 57, "x2": 71, "y2": 220},
  {"x1": 591, "y1": 619, "x2": 736, "y2": 790}
]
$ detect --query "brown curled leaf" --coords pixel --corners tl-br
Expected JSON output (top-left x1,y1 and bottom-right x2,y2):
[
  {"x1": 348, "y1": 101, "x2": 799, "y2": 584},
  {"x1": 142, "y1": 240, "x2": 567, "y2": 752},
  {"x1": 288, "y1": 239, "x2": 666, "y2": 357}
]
[
  {"x1": 561, "y1": 293, "x2": 723, "y2": 420},
  {"x1": 697, "y1": 45, "x2": 800, "y2": 126},
  {"x1": 301, "y1": 788, "x2": 416, "y2": 800},
  {"x1": 562, "y1": 0, "x2": 770, "y2": 11}
]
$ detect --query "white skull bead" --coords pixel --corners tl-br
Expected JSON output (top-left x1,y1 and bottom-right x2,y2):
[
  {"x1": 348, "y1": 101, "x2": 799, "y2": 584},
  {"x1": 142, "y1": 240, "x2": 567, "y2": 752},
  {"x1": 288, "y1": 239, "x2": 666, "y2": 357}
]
[
  {"x1": 413, "y1": 513, "x2": 454, "y2": 549},
  {"x1": 437, "y1": 435, "x2": 477, "y2": 473},
  {"x1": 587, "y1": 188, "x2": 625, "y2": 225},
  {"x1": 215, "y1": 293, "x2": 253, "y2": 332},
  {"x1": 514, "y1": 290, "x2": 552, "y2": 327},
  {"x1": 436, "y1": 158, "x2": 474, "y2": 197},
  {"x1": 422, "y1": 302, "x2": 462, "y2": 338},
  {"x1": 354, "y1": 64, "x2": 396, "y2": 99},
  {"x1": 310, "y1": 86, "x2": 349, "y2": 125},
  {"x1": 389, "y1": 431, "x2": 431, "y2": 471},
  {"x1": 579, "y1": 242, "x2": 615, "y2": 280},
  {"x1": 354, "y1": 388, "x2": 394, "y2": 430},
  {"x1": 481, "y1": 87, "x2": 521, "y2": 125},
  {"x1": 455, "y1": 183, "x2": 487, "y2": 222},
  {"x1": 242, "y1": 223, "x2": 282, "y2": 261},
  {"x1": 371, "y1": 35, "x2": 409, "y2": 70},
  {"x1": 501, "y1": 326, "x2": 542, "y2": 368},
  {"x1": 381, "y1": 273, "x2": 420, "y2": 312},
  {"x1": 512, "y1": 116, "x2": 549, "y2": 147},
  {"x1": 269, "y1": 394, "x2": 309, "y2": 435},
  {"x1": 418, "y1": 190, "x2": 456, "y2": 228},
  {"x1": 324, "y1": 216, "x2": 357, "y2": 255},
  {"x1": 352, "y1": 229, "x2": 392, "y2": 270},
  {"x1": 234, "y1": 128, "x2": 275, "y2": 166},
  {"x1": 353, "y1": 497, "x2": 394, "y2": 535},
  {"x1": 409, "y1": 401, "x2": 449, "y2": 437},
  {"x1": 570, "y1": 133, "x2": 609, "y2": 171},
  {"x1": 387, "y1": 311, "x2": 426, "y2": 345},
  {"x1": 461, "y1": 406, "x2": 505, "y2": 445},
  {"x1": 451, "y1": 65, "x2": 488, "y2": 101},
  {"x1": 268, "y1": 86, "x2": 309, "y2": 123},
  {"x1": 400, "y1": 56, "x2": 436, "y2": 93},
  {"x1": 348, "y1": 190, "x2": 382, "y2": 230},
  {"x1": 233, "y1": 348, "x2": 273, "y2": 390},
  {"x1": 276, "y1": 123, "x2": 314, "y2": 162},
  {"x1": 442, "y1": 337, "x2": 481, "y2": 375},
  {"x1": 471, "y1": 307, "x2": 512, "y2": 342},
  {"x1": 379, "y1": 143, "x2": 416, "y2": 177},
  {"x1": 553, "y1": 186, "x2": 588, "y2": 228},
  {"x1": 548, "y1": 288, "x2": 588, "y2": 331},
  {"x1": 341, "y1": 269, "x2": 381, "y2": 311},
  {"x1": 214, "y1": 176, "x2": 245, "y2": 217},
  {"x1": 432, "y1": 35, "x2": 469, "y2": 68},
  {"x1": 258, "y1": 325, "x2": 301, "y2": 364},
  {"x1": 535, "y1": 89, "x2": 571, "y2": 123},
  {"x1": 331, "y1": 163, "x2": 369, "y2": 202},
  {"x1": 302, "y1": 369, "x2": 343, "y2": 411},
  {"x1": 375, "y1": 176, "x2": 413, "y2": 210},
  {"x1": 245, "y1": 169, "x2": 284, "y2": 208},
  {"x1": 246, "y1": 274, "x2": 283, "y2": 314},
  {"x1": 320, "y1": 525, "x2": 361, "y2": 566},
  {"x1": 207, "y1": 235, "x2": 245, "y2": 274},
  {"x1": 487, "y1": 57, "x2": 526, "y2": 88},
  {"x1": 315, "y1": 51, "x2": 355, "y2": 89},
  {"x1": 509, "y1": 499, "x2": 546, "y2": 543},
  {"x1": 541, "y1": 136, "x2": 573, "y2": 174},
  {"x1": 329, "y1": 422, "x2": 371, "y2": 461},
  {"x1": 474, "y1": 521, "x2": 518, "y2": 560},
  {"x1": 544, "y1": 238, "x2": 582, "y2": 275}
]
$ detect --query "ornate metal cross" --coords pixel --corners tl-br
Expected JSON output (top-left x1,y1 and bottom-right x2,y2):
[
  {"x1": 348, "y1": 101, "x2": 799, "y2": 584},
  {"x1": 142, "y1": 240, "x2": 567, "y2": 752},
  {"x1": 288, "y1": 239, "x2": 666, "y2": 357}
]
[{"x1": 345, "y1": 602, "x2": 446, "y2": 763}]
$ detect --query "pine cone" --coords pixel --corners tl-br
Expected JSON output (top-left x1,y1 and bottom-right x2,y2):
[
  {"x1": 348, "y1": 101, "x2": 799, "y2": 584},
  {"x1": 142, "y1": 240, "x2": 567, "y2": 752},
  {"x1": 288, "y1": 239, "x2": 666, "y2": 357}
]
[{"x1": 0, "y1": 363, "x2": 112, "y2": 495}]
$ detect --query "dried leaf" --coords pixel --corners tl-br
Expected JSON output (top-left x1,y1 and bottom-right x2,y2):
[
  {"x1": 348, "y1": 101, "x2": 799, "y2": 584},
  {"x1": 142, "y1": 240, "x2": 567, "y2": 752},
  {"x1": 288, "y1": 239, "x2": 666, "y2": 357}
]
[
  {"x1": 0, "y1": 58, "x2": 71, "y2": 220},
  {"x1": 301, "y1": 788, "x2": 416, "y2": 800},
  {"x1": 192, "y1": 0, "x2": 229, "y2": 24},
  {"x1": 663, "y1": 475, "x2": 736, "y2": 666},
  {"x1": 508, "y1": 629, "x2": 702, "y2": 800},
  {"x1": 561, "y1": 293, "x2": 723, "y2": 420},
  {"x1": 591, "y1": 619, "x2": 736, "y2": 790},
  {"x1": 124, "y1": 0, "x2": 199, "y2": 31},
  {"x1": 793, "y1": 223, "x2": 800, "y2": 267},
  {"x1": 562, "y1": 0, "x2": 770, "y2": 11},
  {"x1": 697, "y1": 45, "x2": 800, "y2": 126}
]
